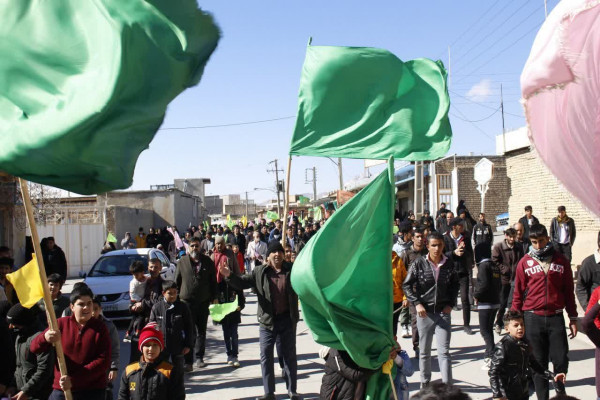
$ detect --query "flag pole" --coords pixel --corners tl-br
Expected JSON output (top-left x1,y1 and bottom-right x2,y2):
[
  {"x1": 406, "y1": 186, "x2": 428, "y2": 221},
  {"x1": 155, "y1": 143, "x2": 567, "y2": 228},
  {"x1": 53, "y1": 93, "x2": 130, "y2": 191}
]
[
  {"x1": 280, "y1": 156, "x2": 292, "y2": 247},
  {"x1": 18, "y1": 178, "x2": 73, "y2": 400}
]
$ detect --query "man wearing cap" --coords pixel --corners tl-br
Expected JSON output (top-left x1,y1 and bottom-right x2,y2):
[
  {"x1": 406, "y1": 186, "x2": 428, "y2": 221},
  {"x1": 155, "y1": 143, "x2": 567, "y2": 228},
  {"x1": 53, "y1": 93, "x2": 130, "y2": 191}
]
[
  {"x1": 220, "y1": 241, "x2": 300, "y2": 400},
  {"x1": 6, "y1": 303, "x2": 55, "y2": 400},
  {"x1": 175, "y1": 236, "x2": 217, "y2": 370},
  {"x1": 444, "y1": 217, "x2": 475, "y2": 335},
  {"x1": 119, "y1": 323, "x2": 184, "y2": 400}
]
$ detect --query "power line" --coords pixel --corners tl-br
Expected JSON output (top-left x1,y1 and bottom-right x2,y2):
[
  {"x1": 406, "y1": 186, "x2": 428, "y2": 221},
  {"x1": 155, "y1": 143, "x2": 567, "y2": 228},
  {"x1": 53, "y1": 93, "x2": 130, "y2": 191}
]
[
  {"x1": 450, "y1": 106, "x2": 495, "y2": 140},
  {"x1": 158, "y1": 115, "x2": 296, "y2": 130},
  {"x1": 449, "y1": 90, "x2": 525, "y2": 118},
  {"x1": 450, "y1": 104, "x2": 501, "y2": 122}
]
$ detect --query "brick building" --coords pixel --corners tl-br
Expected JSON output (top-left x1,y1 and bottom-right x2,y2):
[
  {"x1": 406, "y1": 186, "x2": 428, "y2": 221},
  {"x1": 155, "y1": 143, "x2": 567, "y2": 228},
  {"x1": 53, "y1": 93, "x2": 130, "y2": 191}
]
[
  {"x1": 498, "y1": 127, "x2": 600, "y2": 266},
  {"x1": 429, "y1": 155, "x2": 509, "y2": 230}
]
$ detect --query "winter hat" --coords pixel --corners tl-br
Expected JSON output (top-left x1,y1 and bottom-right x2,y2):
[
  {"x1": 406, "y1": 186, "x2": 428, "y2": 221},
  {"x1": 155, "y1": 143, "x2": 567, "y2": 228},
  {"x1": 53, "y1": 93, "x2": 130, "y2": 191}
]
[
  {"x1": 138, "y1": 322, "x2": 164, "y2": 352},
  {"x1": 266, "y1": 241, "x2": 284, "y2": 258},
  {"x1": 6, "y1": 303, "x2": 36, "y2": 326},
  {"x1": 214, "y1": 236, "x2": 225, "y2": 244}
]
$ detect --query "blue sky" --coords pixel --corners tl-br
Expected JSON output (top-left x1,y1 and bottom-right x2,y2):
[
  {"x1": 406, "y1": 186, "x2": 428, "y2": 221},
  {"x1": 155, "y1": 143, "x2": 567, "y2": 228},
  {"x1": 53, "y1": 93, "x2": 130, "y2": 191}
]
[{"x1": 130, "y1": 0, "x2": 558, "y2": 204}]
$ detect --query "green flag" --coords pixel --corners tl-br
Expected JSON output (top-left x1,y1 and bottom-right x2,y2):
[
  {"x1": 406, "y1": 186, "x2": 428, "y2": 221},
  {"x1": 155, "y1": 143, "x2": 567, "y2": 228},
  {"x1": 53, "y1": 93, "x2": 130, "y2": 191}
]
[
  {"x1": 291, "y1": 158, "x2": 395, "y2": 399},
  {"x1": 289, "y1": 44, "x2": 452, "y2": 161},
  {"x1": 266, "y1": 210, "x2": 279, "y2": 221},
  {"x1": 106, "y1": 232, "x2": 117, "y2": 243},
  {"x1": 209, "y1": 297, "x2": 238, "y2": 322},
  {"x1": 0, "y1": 0, "x2": 220, "y2": 194}
]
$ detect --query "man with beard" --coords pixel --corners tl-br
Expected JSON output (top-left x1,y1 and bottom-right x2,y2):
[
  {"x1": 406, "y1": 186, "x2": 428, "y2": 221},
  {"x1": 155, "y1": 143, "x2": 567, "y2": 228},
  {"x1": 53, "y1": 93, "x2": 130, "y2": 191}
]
[
  {"x1": 175, "y1": 236, "x2": 217, "y2": 371},
  {"x1": 513, "y1": 222, "x2": 531, "y2": 255}
]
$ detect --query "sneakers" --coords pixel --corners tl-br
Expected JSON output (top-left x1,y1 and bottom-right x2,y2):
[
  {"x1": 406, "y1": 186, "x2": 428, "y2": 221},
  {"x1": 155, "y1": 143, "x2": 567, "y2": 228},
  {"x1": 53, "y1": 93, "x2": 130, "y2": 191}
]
[
  {"x1": 231, "y1": 357, "x2": 240, "y2": 368},
  {"x1": 494, "y1": 325, "x2": 502, "y2": 335},
  {"x1": 481, "y1": 358, "x2": 491, "y2": 370},
  {"x1": 194, "y1": 359, "x2": 207, "y2": 368},
  {"x1": 401, "y1": 325, "x2": 411, "y2": 338},
  {"x1": 184, "y1": 364, "x2": 193, "y2": 373},
  {"x1": 463, "y1": 326, "x2": 475, "y2": 335},
  {"x1": 123, "y1": 332, "x2": 132, "y2": 343},
  {"x1": 227, "y1": 356, "x2": 234, "y2": 366}
]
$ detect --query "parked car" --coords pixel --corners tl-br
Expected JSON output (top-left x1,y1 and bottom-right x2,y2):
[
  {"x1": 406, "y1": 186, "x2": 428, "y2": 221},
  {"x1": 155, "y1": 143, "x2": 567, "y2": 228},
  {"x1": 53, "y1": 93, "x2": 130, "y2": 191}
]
[{"x1": 83, "y1": 248, "x2": 176, "y2": 320}]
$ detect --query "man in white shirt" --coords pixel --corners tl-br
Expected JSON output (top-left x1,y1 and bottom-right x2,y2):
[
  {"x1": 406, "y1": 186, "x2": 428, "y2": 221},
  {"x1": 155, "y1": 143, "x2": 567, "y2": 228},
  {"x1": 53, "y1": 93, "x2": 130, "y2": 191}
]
[{"x1": 246, "y1": 231, "x2": 267, "y2": 273}]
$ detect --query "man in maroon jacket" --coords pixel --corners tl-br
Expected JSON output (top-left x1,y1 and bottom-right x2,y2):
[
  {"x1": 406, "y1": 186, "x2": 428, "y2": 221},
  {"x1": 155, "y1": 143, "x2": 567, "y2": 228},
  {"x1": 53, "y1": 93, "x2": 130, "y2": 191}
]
[
  {"x1": 31, "y1": 285, "x2": 111, "y2": 400},
  {"x1": 511, "y1": 224, "x2": 577, "y2": 400}
]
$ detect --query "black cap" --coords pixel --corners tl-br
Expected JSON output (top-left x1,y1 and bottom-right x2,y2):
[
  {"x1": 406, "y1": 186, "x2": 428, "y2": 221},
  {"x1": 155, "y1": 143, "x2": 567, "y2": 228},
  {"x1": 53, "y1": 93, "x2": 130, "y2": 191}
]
[
  {"x1": 6, "y1": 303, "x2": 36, "y2": 326},
  {"x1": 266, "y1": 241, "x2": 284, "y2": 258}
]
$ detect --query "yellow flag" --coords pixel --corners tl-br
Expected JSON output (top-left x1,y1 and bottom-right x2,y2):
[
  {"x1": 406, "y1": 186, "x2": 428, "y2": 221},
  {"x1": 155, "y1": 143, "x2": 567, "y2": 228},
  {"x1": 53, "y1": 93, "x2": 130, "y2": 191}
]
[
  {"x1": 6, "y1": 255, "x2": 45, "y2": 308},
  {"x1": 241, "y1": 215, "x2": 248, "y2": 227}
]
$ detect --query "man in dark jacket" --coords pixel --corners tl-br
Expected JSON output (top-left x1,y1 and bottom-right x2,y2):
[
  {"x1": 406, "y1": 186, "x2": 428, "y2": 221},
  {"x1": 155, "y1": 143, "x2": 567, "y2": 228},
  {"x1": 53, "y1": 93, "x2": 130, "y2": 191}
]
[
  {"x1": 576, "y1": 231, "x2": 600, "y2": 309},
  {"x1": 443, "y1": 218, "x2": 474, "y2": 335},
  {"x1": 175, "y1": 236, "x2": 216, "y2": 370},
  {"x1": 491, "y1": 228, "x2": 523, "y2": 334},
  {"x1": 232, "y1": 225, "x2": 247, "y2": 255},
  {"x1": 220, "y1": 241, "x2": 299, "y2": 400},
  {"x1": 472, "y1": 213, "x2": 494, "y2": 263},
  {"x1": 550, "y1": 205, "x2": 577, "y2": 263},
  {"x1": 403, "y1": 232, "x2": 459, "y2": 388},
  {"x1": 511, "y1": 224, "x2": 577, "y2": 400},
  {"x1": 319, "y1": 348, "x2": 377, "y2": 400},
  {"x1": 518, "y1": 205, "x2": 539, "y2": 241},
  {"x1": 146, "y1": 228, "x2": 160, "y2": 248},
  {"x1": 42, "y1": 237, "x2": 68, "y2": 280},
  {"x1": 6, "y1": 303, "x2": 54, "y2": 400}
]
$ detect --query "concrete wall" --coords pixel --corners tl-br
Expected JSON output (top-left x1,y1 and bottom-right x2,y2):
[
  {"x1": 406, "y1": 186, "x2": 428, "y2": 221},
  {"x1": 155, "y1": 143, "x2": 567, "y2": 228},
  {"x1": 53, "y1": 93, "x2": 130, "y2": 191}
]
[
  {"x1": 106, "y1": 206, "x2": 154, "y2": 246},
  {"x1": 435, "y1": 156, "x2": 509, "y2": 230},
  {"x1": 204, "y1": 195, "x2": 223, "y2": 215},
  {"x1": 506, "y1": 148, "x2": 600, "y2": 266},
  {"x1": 173, "y1": 194, "x2": 201, "y2": 229}
]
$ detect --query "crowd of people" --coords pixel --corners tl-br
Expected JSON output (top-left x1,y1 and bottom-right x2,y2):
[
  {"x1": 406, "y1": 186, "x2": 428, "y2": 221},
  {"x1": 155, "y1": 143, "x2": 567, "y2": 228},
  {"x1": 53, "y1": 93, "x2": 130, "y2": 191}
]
[{"x1": 0, "y1": 200, "x2": 598, "y2": 400}]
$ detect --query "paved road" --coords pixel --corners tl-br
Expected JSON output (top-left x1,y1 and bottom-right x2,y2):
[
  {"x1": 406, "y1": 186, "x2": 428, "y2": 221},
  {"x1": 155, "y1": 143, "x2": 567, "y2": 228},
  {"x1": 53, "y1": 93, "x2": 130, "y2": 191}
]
[{"x1": 64, "y1": 281, "x2": 596, "y2": 400}]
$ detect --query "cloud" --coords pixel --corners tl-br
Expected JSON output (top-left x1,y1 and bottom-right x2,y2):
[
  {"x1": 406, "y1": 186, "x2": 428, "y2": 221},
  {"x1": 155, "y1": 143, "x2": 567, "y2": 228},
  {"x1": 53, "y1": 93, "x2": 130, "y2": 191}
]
[{"x1": 466, "y1": 79, "x2": 492, "y2": 101}]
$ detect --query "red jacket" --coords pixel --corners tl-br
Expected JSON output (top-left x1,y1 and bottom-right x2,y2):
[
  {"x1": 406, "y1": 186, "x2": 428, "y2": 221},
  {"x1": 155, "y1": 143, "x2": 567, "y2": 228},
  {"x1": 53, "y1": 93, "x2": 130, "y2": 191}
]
[
  {"x1": 31, "y1": 315, "x2": 111, "y2": 392},
  {"x1": 586, "y1": 286, "x2": 600, "y2": 330},
  {"x1": 511, "y1": 252, "x2": 577, "y2": 320}
]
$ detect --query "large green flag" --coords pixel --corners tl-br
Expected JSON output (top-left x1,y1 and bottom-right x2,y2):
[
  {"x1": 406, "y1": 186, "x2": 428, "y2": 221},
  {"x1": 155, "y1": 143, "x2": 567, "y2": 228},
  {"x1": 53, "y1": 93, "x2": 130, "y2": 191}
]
[
  {"x1": 289, "y1": 44, "x2": 452, "y2": 161},
  {"x1": 266, "y1": 210, "x2": 279, "y2": 221},
  {"x1": 0, "y1": 0, "x2": 219, "y2": 194},
  {"x1": 291, "y1": 158, "x2": 395, "y2": 400}
]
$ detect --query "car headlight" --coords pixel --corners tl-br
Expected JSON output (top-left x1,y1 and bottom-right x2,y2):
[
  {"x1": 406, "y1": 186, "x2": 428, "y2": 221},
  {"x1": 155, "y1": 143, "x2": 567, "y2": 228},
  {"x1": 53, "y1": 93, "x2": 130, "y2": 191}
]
[{"x1": 122, "y1": 292, "x2": 130, "y2": 301}]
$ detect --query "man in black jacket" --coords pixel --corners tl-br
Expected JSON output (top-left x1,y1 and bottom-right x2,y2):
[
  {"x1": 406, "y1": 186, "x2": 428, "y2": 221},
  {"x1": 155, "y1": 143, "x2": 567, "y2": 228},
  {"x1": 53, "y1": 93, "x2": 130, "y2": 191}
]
[
  {"x1": 576, "y1": 230, "x2": 600, "y2": 309},
  {"x1": 518, "y1": 205, "x2": 539, "y2": 241},
  {"x1": 175, "y1": 236, "x2": 216, "y2": 370},
  {"x1": 403, "y1": 232, "x2": 459, "y2": 388},
  {"x1": 220, "y1": 241, "x2": 299, "y2": 400},
  {"x1": 443, "y1": 218, "x2": 475, "y2": 335},
  {"x1": 472, "y1": 213, "x2": 494, "y2": 263},
  {"x1": 550, "y1": 205, "x2": 577, "y2": 263},
  {"x1": 41, "y1": 237, "x2": 68, "y2": 280}
]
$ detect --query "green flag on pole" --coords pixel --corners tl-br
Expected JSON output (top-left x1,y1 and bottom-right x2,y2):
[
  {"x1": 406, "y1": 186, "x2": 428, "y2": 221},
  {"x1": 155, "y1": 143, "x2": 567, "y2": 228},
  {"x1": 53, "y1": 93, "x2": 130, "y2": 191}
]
[
  {"x1": 266, "y1": 210, "x2": 279, "y2": 221},
  {"x1": 0, "y1": 0, "x2": 220, "y2": 194},
  {"x1": 289, "y1": 44, "x2": 452, "y2": 161},
  {"x1": 106, "y1": 232, "x2": 117, "y2": 243},
  {"x1": 291, "y1": 158, "x2": 395, "y2": 400}
]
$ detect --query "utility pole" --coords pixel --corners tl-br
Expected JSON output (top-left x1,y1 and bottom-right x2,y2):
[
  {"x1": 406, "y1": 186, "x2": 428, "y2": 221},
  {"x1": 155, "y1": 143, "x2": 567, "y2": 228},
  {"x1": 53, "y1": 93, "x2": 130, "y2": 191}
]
[
  {"x1": 268, "y1": 159, "x2": 283, "y2": 217},
  {"x1": 305, "y1": 167, "x2": 317, "y2": 201},
  {"x1": 448, "y1": 45, "x2": 451, "y2": 88},
  {"x1": 245, "y1": 191, "x2": 249, "y2": 217},
  {"x1": 338, "y1": 158, "x2": 344, "y2": 191},
  {"x1": 500, "y1": 84, "x2": 507, "y2": 153}
]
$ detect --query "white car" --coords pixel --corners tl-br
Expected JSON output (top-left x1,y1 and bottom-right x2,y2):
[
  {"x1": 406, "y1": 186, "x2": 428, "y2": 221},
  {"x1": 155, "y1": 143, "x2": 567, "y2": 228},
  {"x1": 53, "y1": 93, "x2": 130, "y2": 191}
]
[{"x1": 83, "y1": 248, "x2": 176, "y2": 320}]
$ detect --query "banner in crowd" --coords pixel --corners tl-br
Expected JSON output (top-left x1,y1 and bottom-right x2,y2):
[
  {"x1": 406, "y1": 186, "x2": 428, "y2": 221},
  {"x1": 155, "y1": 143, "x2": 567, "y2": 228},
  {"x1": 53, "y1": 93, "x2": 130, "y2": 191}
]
[
  {"x1": 0, "y1": 0, "x2": 220, "y2": 194},
  {"x1": 291, "y1": 158, "x2": 395, "y2": 400},
  {"x1": 289, "y1": 44, "x2": 452, "y2": 161},
  {"x1": 6, "y1": 255, "x2": 44, "y2": 308}
]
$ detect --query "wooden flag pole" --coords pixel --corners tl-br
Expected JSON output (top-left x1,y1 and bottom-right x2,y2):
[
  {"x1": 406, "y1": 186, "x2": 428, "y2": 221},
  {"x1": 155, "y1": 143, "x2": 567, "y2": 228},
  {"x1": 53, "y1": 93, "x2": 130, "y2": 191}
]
[
  {"x1": 280, "y1": 156, "x2": 293, "y2": 248},
  {"x1": 18, "y1": 179, "x2": 73, "y2": 400}
]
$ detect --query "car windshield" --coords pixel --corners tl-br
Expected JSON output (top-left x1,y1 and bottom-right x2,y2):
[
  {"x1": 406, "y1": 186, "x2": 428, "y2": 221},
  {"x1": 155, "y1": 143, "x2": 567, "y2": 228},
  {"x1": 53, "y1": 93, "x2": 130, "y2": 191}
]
[{"x1": 89, "y1": 255, "x2": 148, "y2": 277}]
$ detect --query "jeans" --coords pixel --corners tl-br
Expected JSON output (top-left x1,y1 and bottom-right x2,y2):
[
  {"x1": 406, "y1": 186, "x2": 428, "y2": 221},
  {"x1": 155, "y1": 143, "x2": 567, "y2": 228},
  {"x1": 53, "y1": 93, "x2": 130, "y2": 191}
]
[
  {"x1": 554, "y1": 242, "x2": 572, "y2": 263},
  {"x1": 409, "y1": 302, "x2": 420, "y2": 350},
  {"x1": 495, "y1": 283, "x2": 512, "y2": 328},
  {"x1": 49, "y1": 389, "x2": 105, "y2": 400},
  {"x1": 184, "y1": 300, "x2": 210, "y2": 364},
  {"x1": 416, "y1": 311, "x2": 452, "y2": 385},
  {"x1": 478, "y1": 307, "x2": 498, "y2": 359},
  {"x1": 259, "y1": 315, "x2": 297, "y2": 395},
  {"x1": 459, "y1": 275, "x2": 471, "y2": 326},
  {"x1": 222, "y1": 319, "x2": 239, "y2": 357},
  {"x1": 524, "y1": 312, "x2": 569, "y2": 400}
]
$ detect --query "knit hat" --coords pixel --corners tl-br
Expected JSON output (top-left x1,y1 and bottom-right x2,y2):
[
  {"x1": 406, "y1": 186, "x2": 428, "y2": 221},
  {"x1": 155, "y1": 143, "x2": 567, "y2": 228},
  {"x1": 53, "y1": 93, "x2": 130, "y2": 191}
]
[
  {"x1": 266, "y1": 241, "x2": 284, "y2": 257},
  {"x1": 138, "y1": 322, "x2": 164, "y2": 352},
  {"x1": 214, "y1": 235, "x2": 225, "y2": 244},
  {"x1": 6, "y1": 303, "x2": 36, "y2": 326}
]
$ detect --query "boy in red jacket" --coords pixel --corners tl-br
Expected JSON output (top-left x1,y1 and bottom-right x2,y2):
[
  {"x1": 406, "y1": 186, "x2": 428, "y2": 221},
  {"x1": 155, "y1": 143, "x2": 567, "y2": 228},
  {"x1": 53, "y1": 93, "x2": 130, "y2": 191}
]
[
  {"x1": 511, "y1": 224, "x2": 577, "y2": 400},
  {"x1": 31, "y1": 285, "x2": 111, "y2": 400}
]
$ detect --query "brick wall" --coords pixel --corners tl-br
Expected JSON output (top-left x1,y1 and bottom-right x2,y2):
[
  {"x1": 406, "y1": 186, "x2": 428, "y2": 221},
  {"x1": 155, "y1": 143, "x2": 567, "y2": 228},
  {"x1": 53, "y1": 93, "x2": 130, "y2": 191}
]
[
  {"x1": 506, "y1": 148, "x2": 600, "y2": 265},
  {"x1": 436, "y1": 156, "x2": 509, "y2": 230}
]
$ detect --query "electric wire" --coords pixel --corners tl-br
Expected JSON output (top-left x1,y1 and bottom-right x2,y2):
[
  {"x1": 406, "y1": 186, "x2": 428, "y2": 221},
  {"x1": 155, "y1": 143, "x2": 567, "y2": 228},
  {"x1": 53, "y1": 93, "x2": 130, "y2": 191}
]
[{"x1": 158, "y1": 115, "x2": 296, "y2": 130}]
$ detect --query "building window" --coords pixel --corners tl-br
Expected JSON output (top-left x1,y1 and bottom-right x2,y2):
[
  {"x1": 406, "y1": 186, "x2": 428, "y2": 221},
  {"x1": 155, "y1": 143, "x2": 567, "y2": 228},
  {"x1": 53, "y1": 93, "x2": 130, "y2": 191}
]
[{"x1": 437, "y1": 174, "x2": 452, "y2": 211}]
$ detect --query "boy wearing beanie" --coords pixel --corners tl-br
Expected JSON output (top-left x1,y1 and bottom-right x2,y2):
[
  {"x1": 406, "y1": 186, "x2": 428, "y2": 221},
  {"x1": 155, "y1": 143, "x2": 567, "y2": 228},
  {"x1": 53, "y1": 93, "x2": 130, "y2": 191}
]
[{"x1": 119, "y1": 323, "x2": 184, "y2": 400}]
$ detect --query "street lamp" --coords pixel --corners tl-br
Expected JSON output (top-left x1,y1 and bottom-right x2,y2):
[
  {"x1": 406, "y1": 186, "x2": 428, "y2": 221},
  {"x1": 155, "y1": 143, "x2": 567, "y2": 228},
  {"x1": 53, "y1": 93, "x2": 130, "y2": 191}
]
[{"x1": 253, "y1": 187, "x2": 280, "y2": 216}]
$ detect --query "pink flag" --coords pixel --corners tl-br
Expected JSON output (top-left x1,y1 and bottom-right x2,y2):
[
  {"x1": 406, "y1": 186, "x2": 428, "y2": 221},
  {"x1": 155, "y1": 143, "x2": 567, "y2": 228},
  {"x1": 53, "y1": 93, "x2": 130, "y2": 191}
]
[
  {"x1": 167, "y1": 227, "x2": 184, "y2": 249},
  {"x1": 521, "y1": 0, "x2": 600, "y2": 217}
]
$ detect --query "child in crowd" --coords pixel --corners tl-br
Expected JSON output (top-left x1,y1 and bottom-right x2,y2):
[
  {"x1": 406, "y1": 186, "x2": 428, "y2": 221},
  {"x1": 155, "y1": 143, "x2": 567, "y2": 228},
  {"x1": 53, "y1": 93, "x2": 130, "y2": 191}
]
[
  {"x1": 231, "y1": 244, "x2": 244, "y2": 272},
  {"x1": 392, "y1": 343, "x2": 414, "y2": 400},
  {"x1": 119, "y1": 323, "x2": 184, "y2": 400},
  {"x1": 489, "y1": 311, "x2": 565, "y2": 400},
  {"x1": 124, "y1": 260, "x2": 147, "y2": 342},
  {"x1": 149, "y1": 280, "x2": 194, "y2": 376}
]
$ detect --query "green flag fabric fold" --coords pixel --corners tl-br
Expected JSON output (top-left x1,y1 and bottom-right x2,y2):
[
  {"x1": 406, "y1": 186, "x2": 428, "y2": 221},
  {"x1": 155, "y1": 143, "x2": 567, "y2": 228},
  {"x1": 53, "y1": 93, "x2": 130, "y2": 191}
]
[
  {"x1": 209, "y1": 297, "x2": 238, "y2": 322},
  {"x1": 0, "y1": 0, "x2": 220, "y2": 194},
  {"x1": 291, "y1": 158, "x2": 396, "y2": 399},
  {"x1": 266, "y1": 210, "x2": 279, "y2": 221},
  {"x1": 289, "y1": 44, "x2": 452, "y2": 161}
]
